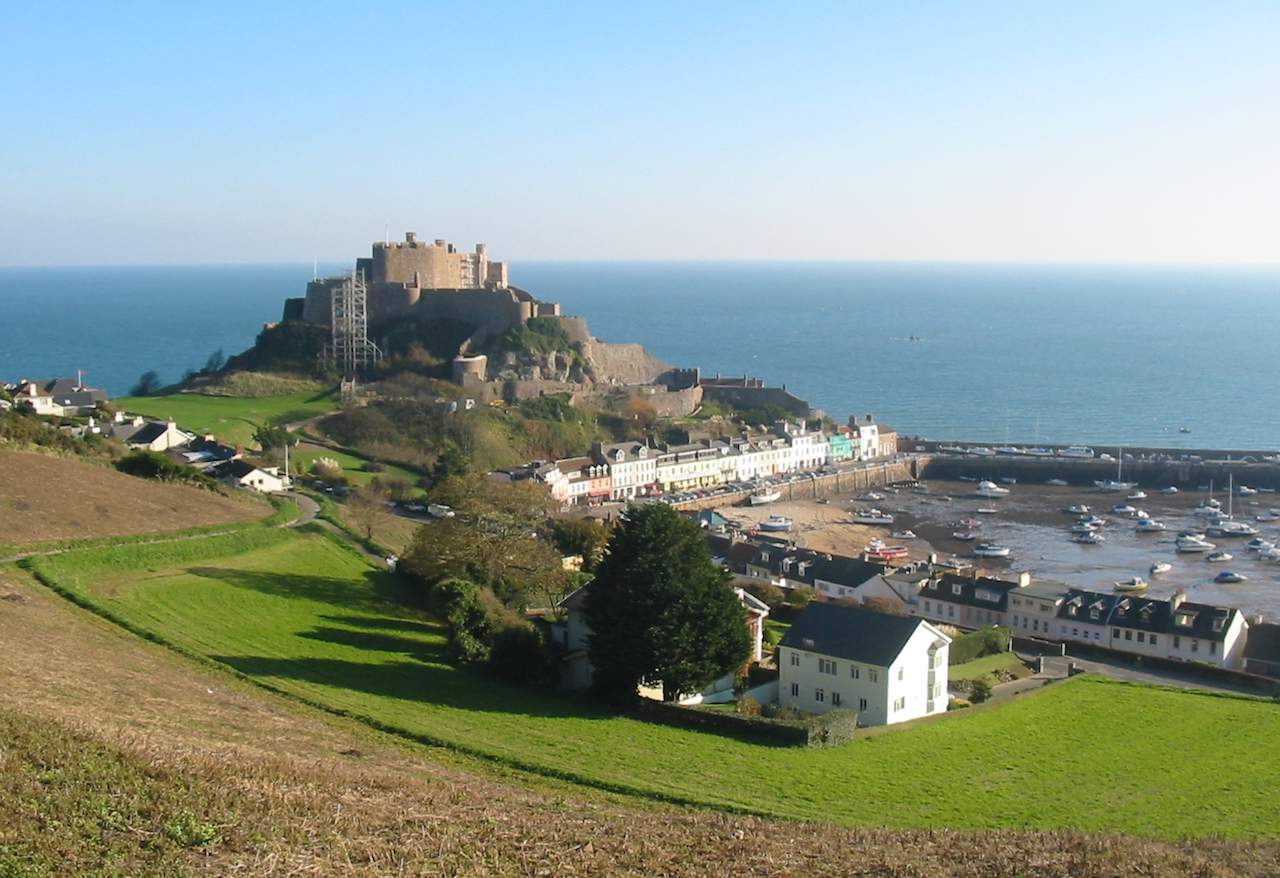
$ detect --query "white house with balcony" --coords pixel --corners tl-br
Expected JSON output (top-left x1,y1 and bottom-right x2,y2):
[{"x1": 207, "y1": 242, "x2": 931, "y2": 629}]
[{"x1": 778, "y1": 603, "x2": 950, "y2": 727}]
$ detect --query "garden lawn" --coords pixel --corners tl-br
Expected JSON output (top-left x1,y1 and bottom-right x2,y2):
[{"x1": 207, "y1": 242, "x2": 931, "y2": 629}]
[
  {"x1": 32, "y1": 532, "x2": 1280, "y2": 840},
  {"x1": 291, "y1": 444, "x2": 421, "y2": 488},
  {"x1": 117, "y1": 391, "x2": 338, "y2": 447},
  {"x1": 948, "y1": 652, "x2": 1028, "y2": 682}
]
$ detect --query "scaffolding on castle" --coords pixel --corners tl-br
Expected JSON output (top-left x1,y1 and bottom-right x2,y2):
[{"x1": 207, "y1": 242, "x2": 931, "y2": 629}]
[{"x1": 324, "y1": 270, "x2": 383, "y2": 376}]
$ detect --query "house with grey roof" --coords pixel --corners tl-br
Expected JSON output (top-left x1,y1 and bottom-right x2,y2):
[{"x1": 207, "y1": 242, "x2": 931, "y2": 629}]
[
  {"x1": 1105, "y1": 590, "x2": 1248, "y2": 669},
  {"x1": 11, "y1": 377, "x2": 108, "y2": 416},
  {"x1": 779, "y1": 603, "x2": 950, "y2": 726}
]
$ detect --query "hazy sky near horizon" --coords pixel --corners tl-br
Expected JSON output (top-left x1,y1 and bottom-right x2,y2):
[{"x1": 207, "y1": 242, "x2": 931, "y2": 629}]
[{"x1": 4, "y1": 2, "x2": 1279, "y2": 266}]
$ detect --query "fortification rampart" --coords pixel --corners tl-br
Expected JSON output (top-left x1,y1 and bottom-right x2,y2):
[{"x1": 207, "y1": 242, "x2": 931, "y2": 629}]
[{"x1": 701, "y1": 384, "x2": 811, "y2": 417}]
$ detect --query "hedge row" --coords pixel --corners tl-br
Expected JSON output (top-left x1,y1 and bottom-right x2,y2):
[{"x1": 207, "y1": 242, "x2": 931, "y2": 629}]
[
  {"x1": 634, "y1": 699, "x2": 858, "y2": 748},
  {"x1": 949, "y1": 626, "x2": 1011, "y2": 666}
]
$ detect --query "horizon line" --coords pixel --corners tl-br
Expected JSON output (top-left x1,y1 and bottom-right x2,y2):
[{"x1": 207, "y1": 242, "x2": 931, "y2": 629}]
[{"x1": 3, "y1": 257, "x2": 1280, "y2": 271}]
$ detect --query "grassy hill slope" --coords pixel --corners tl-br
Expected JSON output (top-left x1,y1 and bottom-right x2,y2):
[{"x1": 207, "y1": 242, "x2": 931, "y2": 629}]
[
  {"x1": 0, "y1": 450, "x2": 265, "y2": 548},
  {"x1": 3, "y1": 564, "x2": 1275, "y2": 877},
  {"x1": 117, "y1": 390, "x2": 337, "y2": 447},
  {"x1": 29, "y1": 530, "x2": 1280, "y2": 841}
]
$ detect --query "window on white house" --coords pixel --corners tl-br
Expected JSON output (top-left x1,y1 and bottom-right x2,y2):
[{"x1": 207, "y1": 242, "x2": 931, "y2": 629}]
[
  {"x1": 1191, "y1": 640, "x2": 1199, "y2": 652},
  {"x1": 859, "y1": 697, "x2": 868, "y2": 711},
  {"x1": 815, "y1": 689, "x2": 825, "y2": 702},
  {"x1": 869, "y1": 669, "x2": 879, "y2": 683},
  {"x1": 850, "y1": 666, "x2": 860, "y2": 679},
  {"x1": 1210, "y1": 642, "x2": 1217, "y2": 655},
  {"x1": 1150, "y1": 635, "x2": 1157, "y2": 646},
  {"x1": 897, "y1": 667, "x2": 903, "y2": 681},
  {"x1": 818, "y1": 658, "x2": 836, "y2": 675},
  {"x1": 1173, "y1": 636, "x2": 1181, "y2": 649},
  {"x1": 832, "y1": 692, "x2": 841, "y2": 706},
  {"x1": 1137, "y1": 632, "x2": 1145, "y2": 643},
  {"x1": 790, "y1": 682, "x2": 799, "y2": 697},
  {"x1": 790, "y1": 652, "x2": 800, "y2": 666}
]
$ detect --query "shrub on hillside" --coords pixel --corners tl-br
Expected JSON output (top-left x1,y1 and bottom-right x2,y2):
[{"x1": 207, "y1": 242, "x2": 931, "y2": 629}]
[
  {"x1": 971, "y1": 678, "x2": 994, "y2": 704},
  {"x1": 487, "y1": 624, "x2": 551, "y2": 685},
  {"x1": 115, "y1": 451, "x2": 214, "y2": 487},
  {"x1": 949, "y1": 626, "x2": 1012, "y2": 666},
  {"x1": 430, "y1": 578, "x2": 493, "y2": 664},
  {"x1": 742, "y1": 581, "x2": 785, "y2": 608}
]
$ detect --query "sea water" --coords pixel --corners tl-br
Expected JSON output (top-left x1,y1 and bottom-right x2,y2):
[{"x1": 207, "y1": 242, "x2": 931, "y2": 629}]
[{"x1": 2, "y1": 262, "x2": 1278, "y2": 449}]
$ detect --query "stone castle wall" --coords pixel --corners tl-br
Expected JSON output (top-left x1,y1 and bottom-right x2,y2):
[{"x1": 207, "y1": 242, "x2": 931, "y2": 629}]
[
  {"x1": 582, "y1": 340, "x2": 671, "y2": 386},
  {"x1": 701, "y1": 384, "x2": 811, "y2": 417}
]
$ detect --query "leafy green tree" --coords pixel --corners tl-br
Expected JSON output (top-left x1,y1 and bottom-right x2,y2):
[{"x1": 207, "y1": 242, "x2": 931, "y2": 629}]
[
  {"x1": 203, "y1": 348, "x2": 227, "y2": 373},
  {"x1": 253, "y1": 424, "x2": 291, "y2": 451},
  {"x1": 429, "y1": 441, "x2": 470, "y2": 486},
  {"x1": 584, "y1": 504, "x2": 750, "y2": 702},
  {"x1": 551, "y1": 517, "x2": 612, "y2": 571},
  {"x1": 131, "y1": 371, "x2": 162, "y2": 397}
]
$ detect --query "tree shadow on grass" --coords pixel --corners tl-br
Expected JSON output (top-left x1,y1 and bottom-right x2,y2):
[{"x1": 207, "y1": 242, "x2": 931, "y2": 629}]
[
  {"x1": 320, "y1": 614, "x2": 439, "y2": 635},
  {"x1": 186, "y1": 565, "x2": 416, "y2": 617},
  {"x1": 209, "y1": 651, "x2": 613, "y2": 721}
]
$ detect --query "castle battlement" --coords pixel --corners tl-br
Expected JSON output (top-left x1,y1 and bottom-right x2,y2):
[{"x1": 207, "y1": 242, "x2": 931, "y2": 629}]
[{"x1": 299, "y1": 233, "x2": 557, "y2": 345}]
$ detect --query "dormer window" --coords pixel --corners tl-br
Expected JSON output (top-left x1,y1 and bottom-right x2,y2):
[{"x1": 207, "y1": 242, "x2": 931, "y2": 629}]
[
  {"x1": 760, "y1": 551, "x2": 769, "y2": 562},
  {"x1": 1212, "y1": 618, "x2": 1224, "y2": 632},
  {"x1": 952, "y1": 584, "x2": 962, "y2": 596},
  {"x1": 1090, "y1": 608, "x2": 1099, "y2": 620},
  {"x1": 1176, "y1": 613, "x2": 1192, "y2": 627},
  {"x1": 1067, "y1": 606, "x2": 1077, "y2": 616}
]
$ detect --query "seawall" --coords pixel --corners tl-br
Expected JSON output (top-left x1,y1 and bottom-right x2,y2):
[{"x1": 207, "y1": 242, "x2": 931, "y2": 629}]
[
  {"x1": 668, "y1": 457, "x2": 922, "y2": 511},
  {"x1": 917, "y1": 454, "x2": 1280, "y2": 492}
]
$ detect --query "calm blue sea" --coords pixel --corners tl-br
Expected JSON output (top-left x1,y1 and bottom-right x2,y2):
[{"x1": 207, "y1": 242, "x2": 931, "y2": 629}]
[{"x1": 2, "y1": 262, "x2": 1278, "y2": 449}]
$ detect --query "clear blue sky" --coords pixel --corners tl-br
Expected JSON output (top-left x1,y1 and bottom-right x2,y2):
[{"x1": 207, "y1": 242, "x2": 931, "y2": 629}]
[{"x1": 4, "y1": 1, "x2": 1278, "y2": 265}]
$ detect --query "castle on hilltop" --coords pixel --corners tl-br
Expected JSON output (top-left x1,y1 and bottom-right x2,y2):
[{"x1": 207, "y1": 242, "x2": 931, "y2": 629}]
[{"x1": 296, "y1": 233, "x2": 562, "y2": 343}]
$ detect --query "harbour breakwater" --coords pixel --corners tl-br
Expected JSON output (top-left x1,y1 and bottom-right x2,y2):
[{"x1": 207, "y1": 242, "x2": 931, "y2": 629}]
[{"x1": 917, "y1": 450, "x2": 1280, "y2": 493}]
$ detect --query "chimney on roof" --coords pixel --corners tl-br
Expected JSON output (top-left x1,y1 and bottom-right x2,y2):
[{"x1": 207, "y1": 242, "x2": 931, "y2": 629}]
[
  {"x1": 1170, "y1": 589, "x2": 1187, "y2": 611},
  {"x1": 405, "y1": 231, "x2": 416, "y2": 243},
  {"x1": 1018, "y1": 571, "x2": 1031, "y2": 587}
]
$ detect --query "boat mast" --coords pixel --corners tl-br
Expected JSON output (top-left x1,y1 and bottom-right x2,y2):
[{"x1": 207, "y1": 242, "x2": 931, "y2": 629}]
[{"x1": 1228, "y1": 473, "x2": 1234, "y2": 519}]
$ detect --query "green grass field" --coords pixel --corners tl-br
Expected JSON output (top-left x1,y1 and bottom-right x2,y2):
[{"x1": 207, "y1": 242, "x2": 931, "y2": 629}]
[
  {"x1": 31, "y1": 532, "x2": 1280, "y2": 840},
  {"x1": 117, "y1": 391, "x2": 338, "y2": 447}
]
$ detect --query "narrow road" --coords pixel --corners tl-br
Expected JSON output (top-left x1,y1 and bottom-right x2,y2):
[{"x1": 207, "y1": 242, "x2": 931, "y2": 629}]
[{"x1": 282, "y1": 490, "x2": 389, "y2": 567}]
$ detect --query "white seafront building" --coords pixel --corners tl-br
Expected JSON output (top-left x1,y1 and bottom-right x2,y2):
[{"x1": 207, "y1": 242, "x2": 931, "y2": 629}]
[{"x1": 540, "y1": 418, "x2": 896, "y2": 505}]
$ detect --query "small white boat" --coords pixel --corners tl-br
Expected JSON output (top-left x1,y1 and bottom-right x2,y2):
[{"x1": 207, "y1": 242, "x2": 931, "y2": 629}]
[
  {"x1": 1127, "y1": 490, "x2": 1148, "y2": 500},
  {"x1": 1135, "y1": 518, "x2": 1166, "y2": 533},
  {"x1": 1059, "y1": 446, "x2": 1095, "y2": 459},
  {"x1": 1159, "y1": 486, "x2": 1180, "y2": 495},
  {"x1": 1150, "y1": 562, "x2": 1173, "y2": 576},
  {"x1": 862, "y1": 491, "x2": 886, "y2": 501},
  {"x1": 852, "y1": 509, "x2": 895, "y2": 526},
  {"x1": 999, "y1": 477, "x2": 1017, "y2": 485},
  {"x1": 973, "y1": 543, "x2": 1011, "y2": 558},
  {"x1": 1067, "y1": 504, "x2": 1091, "y2": 514},
  {"x1": 1095, "y1": 479, "x2": 1138, "y2": 491},
  {"x1": 968, "y1": 447, "x2": 996, "y2": 457},
  {"x1": 1176, "y1": 535, "x2": 1216, "y2": 553},
  {"x1": 759, "y1": 515, "x2": 793, "y2": 532},
  {"x1": 975, "y1": 480, "x2": 1011, "y2": 498},
  {"x1": 975, "y1": 507, "x2": 999, "y2": 515},
  {"x1": 749, "y1": 490, "x2": 781, "y2": 506},
  {"x1": 1111, "y1": 504, "x2": 1138, "y2": 516},
  {"x1": 995, "y1": 446, "x2": 1024, "y2": 456},
  {"x1": 1026, "y1": 447, "x2": 1055, "y2": 457},
  {"x1": 1235, "y1": 485, "x2": 1259, "y2": 496},
  {"x1": 1114, "y1": 577, "x2": 1148, "y2": 593},
  {"x1": 890, "y1": 529, "x2": 917, "y2": 540},
  {"x1": 952, "y1": 531, "x2": 979, "y2": 542},
  {"x1": 1046, "y1": 478, "x2": 1069, "y2": 486},
  {"x1": 1079, "y1": 515, "x2": 1107, "y2": 528},
  {"x1": 1245, "y1": 537, "x2": 1275, "y2": 553},
  {"x1": 1215, "y1": 571, "x2": 1247, "y2": 584},
  {"x1": 1255, "y1": 511, "x2": 1280, "y2": 522},
  {"x1": 1072, "y1": 531, "x2": 1105, "y2": 545},
  {"x1": 1206, "y1": 550, "x2": 1233, "y2": 563},
  {"x1": 1207, "y1": 520, "x2": 1260, "y2": 538},
  {"x1": 1071, "y1": 522, "x2": 1099, "y2": 534}
]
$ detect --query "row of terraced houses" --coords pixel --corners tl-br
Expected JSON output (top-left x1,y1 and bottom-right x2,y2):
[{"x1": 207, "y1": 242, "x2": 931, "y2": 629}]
[{"x1": 537, "y1": 416, "x2": 896, "y2": 504}]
